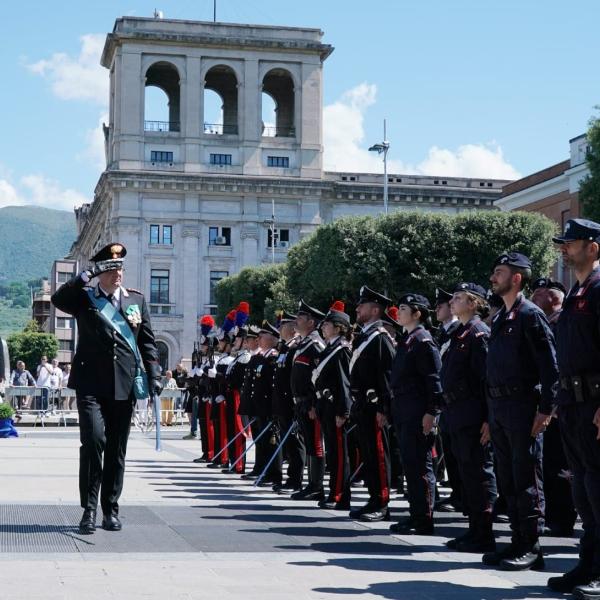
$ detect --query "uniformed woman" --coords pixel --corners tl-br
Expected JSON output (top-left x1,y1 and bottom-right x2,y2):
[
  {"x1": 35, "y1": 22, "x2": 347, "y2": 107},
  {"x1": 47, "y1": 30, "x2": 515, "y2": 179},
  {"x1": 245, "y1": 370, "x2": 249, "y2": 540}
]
[
  {"x1": 441, "y1": 283, "x2": 497, "y2": 552},
  {"x1": 314, "y1": 301, "x2": 353, "y2": 510},
  {"x1": 389, "y1": 294, "x2": 443, "y2": 535}
]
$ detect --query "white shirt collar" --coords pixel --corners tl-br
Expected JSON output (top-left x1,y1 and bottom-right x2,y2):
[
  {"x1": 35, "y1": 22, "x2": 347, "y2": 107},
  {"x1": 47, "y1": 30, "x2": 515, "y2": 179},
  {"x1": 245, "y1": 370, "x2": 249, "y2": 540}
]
[
  {"x1": 328, "y1": 335, "x2": 341, "y2": 346},
  {"x1": 98, "y1": 284, "x2": 121, "y2": 300},
  {"x1": 443, "y1": 317, "x2": 458, "y2": 331}
]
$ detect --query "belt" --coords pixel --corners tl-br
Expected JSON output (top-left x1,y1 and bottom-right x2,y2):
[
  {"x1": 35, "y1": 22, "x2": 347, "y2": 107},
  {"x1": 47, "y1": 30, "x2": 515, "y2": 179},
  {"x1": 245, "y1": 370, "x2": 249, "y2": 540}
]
[
  {"x1": 487, "y1": 384, "x2": 526, "y2": 399},
  {"x1": 560, "y1": 374, "x2": 600, "y2": 403}
]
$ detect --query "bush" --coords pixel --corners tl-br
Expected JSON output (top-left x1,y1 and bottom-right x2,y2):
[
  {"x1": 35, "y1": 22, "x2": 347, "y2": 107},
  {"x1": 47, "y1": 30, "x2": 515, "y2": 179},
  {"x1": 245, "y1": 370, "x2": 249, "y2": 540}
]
[
  {"x1": 7, "y1": 329, "x2": 59, "y2": 373},
  {"x1": 0, "y1": 403, "x2": 15, "y2": 419}
]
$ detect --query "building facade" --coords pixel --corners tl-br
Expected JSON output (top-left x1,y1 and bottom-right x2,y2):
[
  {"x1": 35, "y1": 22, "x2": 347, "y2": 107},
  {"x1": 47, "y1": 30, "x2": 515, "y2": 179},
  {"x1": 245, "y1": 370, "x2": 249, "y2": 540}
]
[{"x1": 69, "y1": 16, "x2": 507, "y2": 368}]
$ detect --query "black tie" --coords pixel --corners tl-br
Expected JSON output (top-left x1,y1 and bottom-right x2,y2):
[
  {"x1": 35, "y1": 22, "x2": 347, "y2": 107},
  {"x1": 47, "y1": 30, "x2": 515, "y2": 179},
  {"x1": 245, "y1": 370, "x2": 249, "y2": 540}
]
[{"x1": 107, "y1": 293, "x2": 119, "y2": 309}]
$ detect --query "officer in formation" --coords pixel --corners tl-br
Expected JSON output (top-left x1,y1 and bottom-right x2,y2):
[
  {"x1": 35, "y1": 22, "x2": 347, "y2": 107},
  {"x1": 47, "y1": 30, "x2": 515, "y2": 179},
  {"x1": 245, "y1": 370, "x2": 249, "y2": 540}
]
[{"x1": 188, "y1": 225, "x2": 600, "y2": 599}]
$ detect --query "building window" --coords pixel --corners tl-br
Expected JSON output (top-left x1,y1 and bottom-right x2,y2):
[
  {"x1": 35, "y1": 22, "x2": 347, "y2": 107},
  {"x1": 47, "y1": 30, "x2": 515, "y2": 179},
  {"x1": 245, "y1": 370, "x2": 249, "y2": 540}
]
[
  {"x1": 59, "y1": 339, "x2": 74, "y2": 351},
  {"x1": 209, "y1": 271, "x2": 229, "y2": 304},
  {"x1": 267, "y1": 156, "x2": 290, "y2": 168},
  {"x1": 150, "y1": 269, "x2": 170, "y2": 304},
  {"x1": 150, "y1": 150, "x2": 174, "y2": 163},
  {"x1": 56, "y1": 317, "x2": 74, "y2": 329},
  {"x1": 208, "y1": 226, "x2": 231, "y2": 246},
  {"x1": 209, "y1": 153, "x2": 232, "y2": 166},
  {"x1": 268, "y1": 228, "x2": 290, "y2": 248},
  {"x1": 56, "y1": 271, "x2": 71, "y2": 284},
  {"x1": 150, "y1": 224, "x2": 173, "y2": 245}
]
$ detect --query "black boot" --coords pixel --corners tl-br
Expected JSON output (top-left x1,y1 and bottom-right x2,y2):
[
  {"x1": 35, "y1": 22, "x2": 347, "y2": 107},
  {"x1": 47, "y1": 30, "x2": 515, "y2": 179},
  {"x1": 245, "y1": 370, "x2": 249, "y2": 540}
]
[
  {"x1": 573, "y1": 576, "x2": 600, "y2": 600},
  {"x1": 389, "y1": 515, "x2": 433, "y2": 535},
  {"x1": 500, "y1": 542, "x2": 544, "y2": 571},
  {"x1": 548, "y1": 564, "x2": 595, "y2": 593},
  {"x1": 446, "y1": 517, "x2": 475, "y2": 549},
  {"x1": 457, "y1": 515, "x2": 496, "y2": 553},
  {"x1": 78, "y1": 509, "x2": 96, "y2": 534}
]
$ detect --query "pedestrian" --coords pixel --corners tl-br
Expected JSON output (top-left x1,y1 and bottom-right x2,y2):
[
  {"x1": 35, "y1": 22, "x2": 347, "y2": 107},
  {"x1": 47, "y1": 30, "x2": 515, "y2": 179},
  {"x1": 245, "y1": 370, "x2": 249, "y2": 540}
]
[
  {"x1": 483, "y1": 251, "x2": 558, "y2": 571},
  {"x1": 441, "y1": 283, "x2": 497, "y2": 551},
  {"x1": 35, "y1": 355, "x2": 53, "y2": 412},
  {"x1": 313, "y1": 301, "x2": 353, "y2": 510},
  {"x1": 10, "y1": 360, "x2": 35, "y2": 418},
  {"x1": 160, "y1": 369, "x2": 177, "y2": 425},
  {"x1": 389, "y1": 293, "x2": 442, "y2": 535},
  {"x1": 547, "y1": 219, "x2": 600, "y2": 598},
  {"x1": 51, "y1": 242, "x2": 162, "y2": 534},
  {"x1": 290, "y1": 300, "x2": 326, "y2": 501},
  {"x1": 348, "y1": 286, "x2": 395, "y2": 522}
]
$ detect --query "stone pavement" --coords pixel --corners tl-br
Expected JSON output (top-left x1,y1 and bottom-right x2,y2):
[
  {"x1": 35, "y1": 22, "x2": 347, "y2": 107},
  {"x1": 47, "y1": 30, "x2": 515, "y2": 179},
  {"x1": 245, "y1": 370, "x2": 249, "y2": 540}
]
[{"x1": 0, "y1": 427, "x2": 581, "y2": 600}]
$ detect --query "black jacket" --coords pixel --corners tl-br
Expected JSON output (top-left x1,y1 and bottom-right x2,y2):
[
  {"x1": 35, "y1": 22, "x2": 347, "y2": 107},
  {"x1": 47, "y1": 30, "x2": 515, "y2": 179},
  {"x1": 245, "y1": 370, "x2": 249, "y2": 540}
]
[
  {"x1": 273, "y1": 337, "x2": 299, "y2": 418},
  {"x1": 51, "y1": 275, "x2": 160, "y2": 401},
  {"x1": 249, "y1": 347, "x2": 278, "y2": 417},
  {"x1": 290, "y1": 331, "x2": 325, "y2": 408},
  {"x1": 314, "y1": 337, "x2": 352, "y2": 419}
]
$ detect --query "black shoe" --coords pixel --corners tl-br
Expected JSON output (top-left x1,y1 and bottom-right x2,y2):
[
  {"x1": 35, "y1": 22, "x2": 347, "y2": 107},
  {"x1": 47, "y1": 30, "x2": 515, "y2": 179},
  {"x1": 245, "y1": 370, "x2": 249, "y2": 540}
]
[
  {"x1": 435, "y1": 496, "x2": 459, "y2": 512},
  {"x1": 318, "y1": 499, "x2": 337, "y2": 509},
  {"x1": 548, "y1": 564, "x2": 595, "y2": 593},
  {"x1": 389, "y1": 516, "x2": 433, "y2": 534},
  {"x1": 256, "y1": 479, "x2": 280, "y2": 488},
  {"x1": 349, "y1": 503, "x2": 375, "y2": 519},
  {"x1": 573, "y1": 576, "x2": 600, "y2": 600},
  {"x1": 102, "y1": 514, "x2": 122, "y2": 532},
  {"x1": 544, "y1": 523, "x2": 575, "y2": 537},
  {"x1": 446, "y1": 529, "x2": 474, "y2": 550},
  {"x1": 221, "y1": 467, "x2": 234, "y2": 474},
  {"x1": 276, "y1": 482, "x2": 302, "y2": 494},
  {"x1": 456, "y1": 536, "x2": 496, "y2": 553},
  {"x1": 359, "y1": 507, "x2": 390, "y2": 522},
  {"x1": 350, "y1": 480, "x2": 363, "y2": 488},
  {"x1": 334, "y1": 500, "x2": 351, "y2": 511},
  {"x1": 492, "y1": 512, "x2": 510, "y2": 524},
  {"x1": 500, "y1": 544, "x2": 544, "y2": 571},
  {"x1": 240, "y1": 472, "x2": 259, "y2": 480},
  {"x1": 291, "y1": 488, "x2": 325, "y2": 501},
  {"x1": 206, "y1": 462, "x2": 226, "y2": 469},
  {"x1": 482, "y1": 543, "x2": 520, "y2": 566},
  {"x1": 192, "y1": 455, "x2": 209, "y2": 463},
  {"x1": 78, "y1": 509, "x2": 96, "y2": 535}
]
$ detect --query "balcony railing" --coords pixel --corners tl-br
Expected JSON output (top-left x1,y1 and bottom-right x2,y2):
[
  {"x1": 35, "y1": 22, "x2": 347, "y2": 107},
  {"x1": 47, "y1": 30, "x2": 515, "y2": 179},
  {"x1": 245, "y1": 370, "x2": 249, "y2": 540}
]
[
  {"x1": 262, "y1": 126, "x2": 296, "y2": 138},
  {"x1": 204, "y1": 123, "x2": 238, "y2": 135},
  {"x1": 144, "y1": 120, "x2": 180, "y2": 133}
]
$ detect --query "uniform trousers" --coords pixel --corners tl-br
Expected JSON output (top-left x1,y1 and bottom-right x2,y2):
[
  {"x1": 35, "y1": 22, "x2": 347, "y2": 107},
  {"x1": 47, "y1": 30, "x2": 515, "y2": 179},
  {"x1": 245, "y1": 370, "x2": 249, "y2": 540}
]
[
  {"x1": 449, "y1": 423, "x2": 497, "y2": 523},
  {"x1": 253, "y1": 415, "x2": 282, "y2": 483},
  {"x1": 489, "y1": 401, "x2": 545, "y2": 546},
  {"x1": 356, "y1": 409, "x2": 390, "y2": 508},
  {"x1": 321, "y1": 411, "x2": 350, "y2": 504},
  {"x1": 559, "y1": 400, "x2": 600, "y2": 573},
  {"x1": 77, "y1": 394, "x2": 133, "y2": 516},
  {"x1": 276, "y1": 413, "x2": 305, "y2": 488},
  {"x1": 211, "y1": 401, "x2": 228, "y2": 464},
  {"x1": 297, "y1": 403, "x2": 325, "y2": 490},
  {"x1": 439, "y1": 413, "x2": 463, "y2": 500},
  {"x1": 395, "y1": 417, "x2": 435, "y2": 520},
  {"x1": 226, "y1": 389, "x2": 246, "y2": 473}
]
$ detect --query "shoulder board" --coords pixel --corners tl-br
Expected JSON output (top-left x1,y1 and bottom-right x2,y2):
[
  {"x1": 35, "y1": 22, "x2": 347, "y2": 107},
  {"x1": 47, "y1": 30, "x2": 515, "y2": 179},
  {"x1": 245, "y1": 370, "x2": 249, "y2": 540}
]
[
  {"x1": 238, "y1": 352, "x2": 251, "y2": 364},
  {"x1": 126, "y1": 288, "x2": 143, "y2": 295}
]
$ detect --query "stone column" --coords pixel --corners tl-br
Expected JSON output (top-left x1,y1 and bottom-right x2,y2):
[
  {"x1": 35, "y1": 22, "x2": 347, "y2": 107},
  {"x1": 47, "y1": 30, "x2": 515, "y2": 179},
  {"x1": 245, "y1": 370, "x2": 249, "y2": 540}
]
[{"x1": 181, "y1": 226, "x2": 200, "y2": 360}]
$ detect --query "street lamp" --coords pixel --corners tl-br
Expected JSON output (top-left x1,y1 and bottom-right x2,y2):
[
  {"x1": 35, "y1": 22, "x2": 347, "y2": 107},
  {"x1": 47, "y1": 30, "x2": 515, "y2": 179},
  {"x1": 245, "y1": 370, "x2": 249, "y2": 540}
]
[{"x1": 369, "y1": 119, "x2": 390, "y2": 215}]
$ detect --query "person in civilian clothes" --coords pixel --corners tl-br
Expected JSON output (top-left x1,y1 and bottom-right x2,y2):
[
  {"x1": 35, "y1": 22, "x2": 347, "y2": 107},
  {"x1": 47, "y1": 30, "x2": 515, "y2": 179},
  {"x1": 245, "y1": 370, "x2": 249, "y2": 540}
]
[
  {"x1": 483, "y1": 251, "x2": 558, "y2": 571},
  {"x1": 51, "y1": 243, "x2": 162, "y2": 534},
  {"x1": 442, "y1": 283, "x2": 497, "y2": 551},
  {"x1": 290, "y1": 300, "x2": 326, "y2": 501},
  {"x1": 530, "y1": 277, "x2": 577, "y2": 538},
  {"x1": 314, "y1": 301, "x2": 353, "y2": 510},
  {"x1": 348, "y1": 286, "x2": 396, "y2": 522},
  {"x1": 389, "y1": 293, "x2": 442, "y2": 535},
  {"x1": 548, "y1": 219, "x2": 600, "y2": 599}
]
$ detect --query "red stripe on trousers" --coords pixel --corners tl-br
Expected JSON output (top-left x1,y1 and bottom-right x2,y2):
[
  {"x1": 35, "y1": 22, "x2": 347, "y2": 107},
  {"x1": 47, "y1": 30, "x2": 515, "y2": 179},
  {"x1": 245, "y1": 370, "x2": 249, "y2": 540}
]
[
  {"x1": 219, "y1": 402, "x2": 228, "y2": 463},
  {"x1": 233, "y1": 389, "x2": 244, "y2": 472},
  {"x1": 334, "y1": 425, "x2": 344, "y2": 503},
  {"x1": 374, "y1": 417, "x2": 389, "y2": 504},
  {"x1": 314, "y1": 419, "x2": 324, "y2": 458},
  {"x1": 205, "y1": 402, "x2": 214, "y2": 459}
]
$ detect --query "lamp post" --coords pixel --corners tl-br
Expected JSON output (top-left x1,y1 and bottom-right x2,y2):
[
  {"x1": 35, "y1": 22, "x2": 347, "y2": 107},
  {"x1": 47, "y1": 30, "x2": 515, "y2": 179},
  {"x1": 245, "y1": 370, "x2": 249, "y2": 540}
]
[
  {"x1": 263, "y1": 197, "x2": 276, "y2": 264},
  {"x1": 368, "y1": 119, "x2": 390, "y2": 215}
]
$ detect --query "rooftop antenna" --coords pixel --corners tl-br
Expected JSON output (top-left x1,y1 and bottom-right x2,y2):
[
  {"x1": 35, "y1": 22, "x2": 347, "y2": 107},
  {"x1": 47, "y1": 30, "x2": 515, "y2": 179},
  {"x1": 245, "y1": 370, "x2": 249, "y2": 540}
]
[
  {"x1": 213, "y1": 0, "x2": 217, "y2": 22},
  {"x1": 153, "y1": 9, "x2": 164, "y2": 19}
]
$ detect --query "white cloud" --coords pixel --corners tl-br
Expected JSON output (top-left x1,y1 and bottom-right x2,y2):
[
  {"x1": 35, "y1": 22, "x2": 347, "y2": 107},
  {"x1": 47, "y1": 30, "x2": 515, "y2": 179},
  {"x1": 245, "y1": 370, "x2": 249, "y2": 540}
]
[
  {"x1": 27, "y1": 34, "x2": 107, "y2": 105},
  {"x1": 323, "y1": 83, "x2": 521, "y2": 180},
  {"x1": 79, "y1": 112, "x2": 108, "y2": 171},
  {"x1": 0, "y1": 168, "x2": 87, "y2": 211}
]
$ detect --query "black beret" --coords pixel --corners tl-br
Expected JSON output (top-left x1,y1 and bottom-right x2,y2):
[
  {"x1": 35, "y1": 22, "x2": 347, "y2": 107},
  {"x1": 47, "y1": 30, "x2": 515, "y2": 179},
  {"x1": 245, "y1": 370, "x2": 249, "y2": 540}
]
[
  {"x1": 492, "y1": 251, "x2": 531, "y2": 270},
  {"x1": 297, "y1": 300, "x2": 325, "y2": 321},
  {"x1": 553, "y1": 218, "x2": 600, "y2": 244},
  {"x1": 357, "y1": 285, "x2": 392, "y2": 308},
  {"x1": 532, "y1": 277, "x2": 566, "y2": 294},
  {"x1": 398, "y1": 293, "x2": 431, "y2": 311},
  {"x1": 453, "y1": 282, "x2": 488, "y2": 299},
  {"x1": 435, "y1": 287, "x2": 453, "y2": 305},
  {"x1": 91, "y1": 242, "x2": 127, "y2": 262}
]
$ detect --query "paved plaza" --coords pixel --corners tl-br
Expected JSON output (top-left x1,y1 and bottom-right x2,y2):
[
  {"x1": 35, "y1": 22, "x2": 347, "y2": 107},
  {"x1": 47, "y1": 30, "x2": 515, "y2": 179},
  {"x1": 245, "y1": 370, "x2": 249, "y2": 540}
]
[{"x1": 0, "y1": 427, "x2": 581, "y2": 600}]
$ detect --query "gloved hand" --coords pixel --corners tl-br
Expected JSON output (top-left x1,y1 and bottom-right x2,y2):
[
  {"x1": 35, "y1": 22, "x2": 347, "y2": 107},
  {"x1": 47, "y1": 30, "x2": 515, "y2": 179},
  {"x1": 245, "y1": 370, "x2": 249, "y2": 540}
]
[
  {"x1": 151, "y1": 378, "x2": 163, "y2": 396},
  {"x1": 80, "y1": 259, "x2": 124, "y2": 282}
]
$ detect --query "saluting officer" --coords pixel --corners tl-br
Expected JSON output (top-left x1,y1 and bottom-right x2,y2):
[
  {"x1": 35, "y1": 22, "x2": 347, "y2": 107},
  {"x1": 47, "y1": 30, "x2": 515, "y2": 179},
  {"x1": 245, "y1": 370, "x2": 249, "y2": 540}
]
[
  {"x1": 548, "y1": 219, "x2": 600, "y2": 598},
  {"x1": 349, "y1": 286, "x2": 395, "y2": 522},
  {"x1": 313, "y1": 301, "x2": 353, "y2": 510},
  {"x1": 51, "y1": 243, "x2": 162, "y2": 534},
  {"x1": 389, "y1": 293, "x2": 442, "y2": 535},
  {"x1": 442, "y1": 283, "x2": 497, "y2": 552},
  {"x1": 290, "y1": 301, "x2": 327, "y2": 501},
  {"x1": 484, "y1": 252, "x2": 558, "y2": 571}
]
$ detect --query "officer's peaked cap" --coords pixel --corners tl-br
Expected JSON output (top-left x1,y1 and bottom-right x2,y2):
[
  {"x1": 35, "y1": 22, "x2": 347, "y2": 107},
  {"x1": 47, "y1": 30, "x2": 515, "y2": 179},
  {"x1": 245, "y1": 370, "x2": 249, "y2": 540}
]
[
  {"x1": 297, "y1": 299, "x2": 325, "y2": 321},
  {"x1": 435, "y1": 287, "x2": 453, "y2": 305},
  {"x1": 357, "y1": 285, "x2": 391, "y2": 308},
  {"x1": 91, "y1": 242, "x2": 127, "y2": 263},
  {"x1": 259, "y1": 321, "x2": 280, "y2": 338},
  {"x1": 552, "y1": 218, "x2": 600, "y2": 244}
]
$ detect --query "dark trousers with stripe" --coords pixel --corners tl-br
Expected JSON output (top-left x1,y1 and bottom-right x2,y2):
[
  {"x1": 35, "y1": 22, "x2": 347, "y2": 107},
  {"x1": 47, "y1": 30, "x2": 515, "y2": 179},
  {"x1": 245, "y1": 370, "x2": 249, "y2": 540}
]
[
  {"x1": 489, "y1": 401, "x2": 545, "y2": 546},
  {"x1": 322, "y1": 413, "x2": 350, "y2": 504},
  {"x1": 226, "y1": 389, "x2": 246, "y2": 473},
  {"x1": 211, "y1": 402, "x2": 228, "y2": 465},
  {"x1": 277, "y1": 413, "x2": 305, "y2": 488},
  {"x1": 298, "y1": 406, "x2": 325, "y2": 490},
  {"x1": 395, "y1": 418, "x2": 436, "y2": 520},
  {"x1": 357, "y1": 410, "x2": 390, "y2": 509},
  {"x1": 199, "y1": 400, "x2": 214, "y2": 460}
]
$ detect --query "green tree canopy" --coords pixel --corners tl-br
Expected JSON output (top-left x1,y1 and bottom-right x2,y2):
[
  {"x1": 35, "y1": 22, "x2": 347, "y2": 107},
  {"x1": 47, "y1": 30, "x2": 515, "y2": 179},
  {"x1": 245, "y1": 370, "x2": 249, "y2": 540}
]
[
  {"x1": 580, "y1": 108, "x2": 600, "y2": 222},
  {"x1": 7, "y1": 327, "x2": 59, "y2": 372}
]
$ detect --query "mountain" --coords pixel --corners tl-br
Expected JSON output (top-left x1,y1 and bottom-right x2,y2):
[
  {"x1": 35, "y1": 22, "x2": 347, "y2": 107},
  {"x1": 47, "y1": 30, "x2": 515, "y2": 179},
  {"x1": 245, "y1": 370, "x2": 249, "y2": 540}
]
[{"x1": 0, "y1": 205, "x2": 77, "y2": 282}]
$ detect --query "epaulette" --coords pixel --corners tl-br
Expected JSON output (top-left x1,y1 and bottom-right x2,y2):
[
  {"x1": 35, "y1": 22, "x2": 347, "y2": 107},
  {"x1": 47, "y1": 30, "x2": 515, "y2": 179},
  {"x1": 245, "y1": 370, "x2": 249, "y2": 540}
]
[
  {"x1": 126, "y1": 288, "x2": 143, "y2": 294},
  {"x1": 238, "y1": 351, "x2": 251, "y2": 364}
]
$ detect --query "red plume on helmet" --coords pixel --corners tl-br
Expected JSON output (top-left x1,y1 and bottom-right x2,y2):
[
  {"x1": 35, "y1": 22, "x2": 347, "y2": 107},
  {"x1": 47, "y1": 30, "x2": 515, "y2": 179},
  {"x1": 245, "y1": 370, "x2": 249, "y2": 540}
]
[
  {"x1": 386, "y1": 306, "x2": 399, "y2": 322},
  {"x1": 199, "y1": 314, "x2": 215, "y2": 337},
  {"x1": 330, "y1": 300, "x2": 345, "y2": 312},
  {"x1": 235, "y1": 301, "x2": 250, "y2": 327}
]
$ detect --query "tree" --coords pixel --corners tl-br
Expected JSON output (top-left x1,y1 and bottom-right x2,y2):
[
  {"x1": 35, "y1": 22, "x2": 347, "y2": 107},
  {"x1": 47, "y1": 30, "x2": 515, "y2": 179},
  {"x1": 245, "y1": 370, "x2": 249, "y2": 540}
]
[
  {"x1": 7, "y1": 326, "x2": 59, "y2": 372},
  {"x1": 580, "y1": 108, "x2": 600, "y2": 222}
]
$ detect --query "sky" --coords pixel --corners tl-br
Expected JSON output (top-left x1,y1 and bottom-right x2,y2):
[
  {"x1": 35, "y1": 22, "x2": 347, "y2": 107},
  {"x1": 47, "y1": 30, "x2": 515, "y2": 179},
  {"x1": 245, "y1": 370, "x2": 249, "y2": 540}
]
[{"x1": 0, "y1": 0, "x2": 598, "y2": 211}]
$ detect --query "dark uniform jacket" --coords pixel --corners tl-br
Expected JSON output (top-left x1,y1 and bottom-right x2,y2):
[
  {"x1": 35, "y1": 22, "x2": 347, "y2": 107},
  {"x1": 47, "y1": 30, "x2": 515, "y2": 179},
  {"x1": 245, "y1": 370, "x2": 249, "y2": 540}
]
[
  {"x1": 239, "y1": 351, "x2": 261, "y2": 415},
  {"x1": 349, "y1": 320, "x2": 395, "y2": 416},
  {"x1": 290, "y1": 331, "x2": 325, "y2": 409},
  {"x1": 487, "y1": 293, "x2": 558, "y2": 414},
  {"x1": 226, "y1": 350, "x2": 251, "y2": 392},
  {"x1": 273, "y1": 337, "x2": 299, "y2": 418},
  {"x1": 249, "y1": 347, "x2": 278, "y2": 418},
  {"x1": 555, "y1": 267, "x2": 600, "y2": 405},
  {"x1": 313, "y1": 337, "x2": 352, "y2": 419},
  {"x1": 390, "y1": 325, "x2": 443, "y2": 424},
  {"x1": 51, "y1": 276, "x2": 160, "y2": 401},
  {"x1": 440, "y1": 316, "x2": 489, "y2": 429},
  {"x1": 434, "y1": 319, "x2": 461, "y2": 350}
]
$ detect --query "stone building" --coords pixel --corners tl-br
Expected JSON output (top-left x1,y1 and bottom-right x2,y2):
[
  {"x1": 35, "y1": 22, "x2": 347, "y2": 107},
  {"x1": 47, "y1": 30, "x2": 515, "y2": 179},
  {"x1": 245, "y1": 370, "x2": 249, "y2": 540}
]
[{"x1": 69, "y1": 16, "x2": 507, "y2": 369}]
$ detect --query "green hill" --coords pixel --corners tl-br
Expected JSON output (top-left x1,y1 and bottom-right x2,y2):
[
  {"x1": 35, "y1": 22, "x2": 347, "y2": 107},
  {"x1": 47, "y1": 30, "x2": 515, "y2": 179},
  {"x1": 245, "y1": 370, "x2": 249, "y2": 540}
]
[{"x1": 0, "y1": 205, "x2": 77, "y2": 282}]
